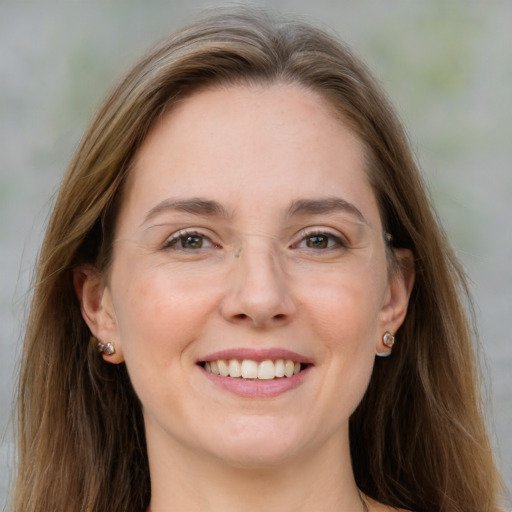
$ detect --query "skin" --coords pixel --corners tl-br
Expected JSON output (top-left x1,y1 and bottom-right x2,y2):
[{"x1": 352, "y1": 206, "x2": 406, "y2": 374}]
[{"x1": 77, "y1": 84, "x2": 414, "y2": 512}]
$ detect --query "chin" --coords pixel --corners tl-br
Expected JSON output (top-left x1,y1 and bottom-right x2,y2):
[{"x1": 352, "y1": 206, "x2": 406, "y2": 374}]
[
  {"x1": 213, "y1": 443, "x2": 301, "y2": 470},
  {"x1": 200, "y1": 417, "x2": 312, "y2": 469}
]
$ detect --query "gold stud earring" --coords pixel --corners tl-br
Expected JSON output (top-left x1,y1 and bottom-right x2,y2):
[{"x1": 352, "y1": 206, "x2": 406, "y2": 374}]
[
  {"x1": 383, "y1": 331, "x2": 395, "y2": 349},
  {"x1": 98, "y1": 342, "x2": 116, "y2": 355},
  {"x1": 376, "y1": 332, "x2": 395, "y2": 358},
  {"x1": 91, "y1": 336, "x2": 116, "y2": 355}
]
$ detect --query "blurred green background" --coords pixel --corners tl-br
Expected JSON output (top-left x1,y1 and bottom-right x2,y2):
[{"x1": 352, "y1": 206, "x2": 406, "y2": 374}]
[{"x1": 1, "y1": 0, "x2": 511, "y2": 506}]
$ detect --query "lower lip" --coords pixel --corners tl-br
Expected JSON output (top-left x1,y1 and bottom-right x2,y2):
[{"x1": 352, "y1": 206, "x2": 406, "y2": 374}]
[{"x1": 200, "y1": 366, "x2": 312, "y2": 398}]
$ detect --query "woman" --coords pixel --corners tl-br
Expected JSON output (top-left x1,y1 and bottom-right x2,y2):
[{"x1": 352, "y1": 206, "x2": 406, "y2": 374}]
[{"x1": 13, "y1": 8, "x2": 504, "y2": 512}]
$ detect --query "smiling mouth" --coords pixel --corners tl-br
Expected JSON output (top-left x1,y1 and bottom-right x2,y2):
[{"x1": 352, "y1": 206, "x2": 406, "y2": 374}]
[{"x1": 199, "y1": 359, "x2": 310, "y2": 380}]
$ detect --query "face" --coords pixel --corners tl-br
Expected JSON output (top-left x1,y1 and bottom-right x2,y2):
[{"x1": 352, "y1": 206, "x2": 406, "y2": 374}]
[{"x1": 81, "y1": 84, "x2": 411, "y2": 470}]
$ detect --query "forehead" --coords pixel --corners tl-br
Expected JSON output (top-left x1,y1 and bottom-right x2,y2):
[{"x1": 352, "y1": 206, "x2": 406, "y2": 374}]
[{"x1": 121, "y1": 83, "x2": 380, "y2": 228}]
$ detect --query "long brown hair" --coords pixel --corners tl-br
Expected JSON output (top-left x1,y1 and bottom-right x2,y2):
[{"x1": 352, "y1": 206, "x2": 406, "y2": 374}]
[{"x1": 14, "y1": 7, "x2": 504, "y2": 512}]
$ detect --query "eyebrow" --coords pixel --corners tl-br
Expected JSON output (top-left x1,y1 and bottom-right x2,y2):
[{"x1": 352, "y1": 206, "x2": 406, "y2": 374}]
[
  {"x1": 286, "y1": 197, "x2": 368, "y2": 224},
  {"x1": 142, "y1": 196, "x2": 367, "y2": 226},
  {"x1": 142, "y1": 198, "x2": 230, "y2": 225}
]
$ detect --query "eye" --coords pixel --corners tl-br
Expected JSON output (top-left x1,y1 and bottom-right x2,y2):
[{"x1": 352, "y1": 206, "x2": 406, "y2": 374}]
[
  {"x1": 164, "y1": 230, "x2": 218, "y2": 250},
  {"x1": 293, "y1": 231, "x2": 346, "y2": 250}
]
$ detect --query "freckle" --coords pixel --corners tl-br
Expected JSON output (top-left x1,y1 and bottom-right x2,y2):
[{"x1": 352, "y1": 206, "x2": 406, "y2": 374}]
[{"x1": 234, "y1": 248, "x2": 241, "y2": 259}]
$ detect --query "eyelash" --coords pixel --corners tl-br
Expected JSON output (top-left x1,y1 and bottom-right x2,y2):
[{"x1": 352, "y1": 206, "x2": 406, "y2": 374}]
[
  {"x1": 162, "y1": 230, "x2": 219, "y2": 251},
  {"x1": 162, "y1": 229, "x2": 348, "y2": 252},
  {"x1": 291, "y1": 229, "x2": 348, "y2": 251}
]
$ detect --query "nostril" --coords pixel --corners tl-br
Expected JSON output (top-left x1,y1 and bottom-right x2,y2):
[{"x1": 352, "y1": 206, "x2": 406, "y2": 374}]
[{"x1": 231, "y1": 313, "x2": 288, "y2": 323}]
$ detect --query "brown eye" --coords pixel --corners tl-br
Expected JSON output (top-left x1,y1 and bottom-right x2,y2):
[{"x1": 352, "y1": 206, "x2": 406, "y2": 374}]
[
  {"x1": 164, "y1": 231, "x2": 217, "y2": 251},
  {"x1": 295, "y1": 232, "x2": 344, "y2": 250},
  {"x1": 181, "y1": 235, "x2": 204, "y2": 249},
  {"x1": 305, "y1": 235, "x2": 330, "y2": 249}
]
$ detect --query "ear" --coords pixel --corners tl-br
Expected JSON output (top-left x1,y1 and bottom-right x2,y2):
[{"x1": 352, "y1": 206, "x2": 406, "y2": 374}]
[
  {"x1": 376, "y1": 249, "x2": 415, "y2": 355},
  {"x1": 73, "y1": 265, "x2": 124, "y2": 364}
]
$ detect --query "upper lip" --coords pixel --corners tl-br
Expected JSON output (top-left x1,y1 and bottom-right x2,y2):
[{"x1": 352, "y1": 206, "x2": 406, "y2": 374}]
[{"x1": 198, "y1": 348, "x2": 314, "y2": 364}]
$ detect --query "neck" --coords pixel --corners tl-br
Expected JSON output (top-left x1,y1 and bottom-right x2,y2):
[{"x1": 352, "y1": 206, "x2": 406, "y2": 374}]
[{"x1": 146, "y1": 428, "x2": 366, "y2": 512}]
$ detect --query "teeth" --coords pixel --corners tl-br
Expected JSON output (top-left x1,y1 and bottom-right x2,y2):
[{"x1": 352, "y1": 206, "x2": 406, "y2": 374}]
[
  {"x1": 210, "y1": 361, "x2": 219, "y2": 375},
  {"x1": 284, "y1": 359, "x2": 295, "y2": 378},
  {"x1": 258, "y1": 360, "x2": 275, "y2": 380},
  {"x1": 218, "y1": 359, "x2": 229, "y2": 377},
  {"x1": 241, "y1": 360, "x2": 258, "y2": 379},
  {"x1": 275, "y1": 359, "x2": 285, "y2": 378},
  {"x1": 203, "y1": 358, "x2": 305, "y2": 380},
  {"x1": 228, "y1": 359, "x2": 241, "y2": 378}
]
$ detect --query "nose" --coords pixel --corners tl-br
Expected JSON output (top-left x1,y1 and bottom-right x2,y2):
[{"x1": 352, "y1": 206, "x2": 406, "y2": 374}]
[{"x1": 219, "y1": 245, "x2": 296, "y2": 328}]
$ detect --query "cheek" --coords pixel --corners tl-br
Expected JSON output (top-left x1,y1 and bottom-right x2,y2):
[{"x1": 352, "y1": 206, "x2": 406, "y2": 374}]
[
  {"x1": 300, "y1": 263, "x2": 386, "y2": 348},
  {"x1": 110, "y1": 261, "x2": 216, "y2": 362},
  {"x1": 285, "y1": 271, "x2": 385, "y2": 438},
  {"x1": 299, "y1": 265, "x2": 385, "y2": 403},
  {"x1": 108, "y1": 263, "x2": 222, "y2": 419}
]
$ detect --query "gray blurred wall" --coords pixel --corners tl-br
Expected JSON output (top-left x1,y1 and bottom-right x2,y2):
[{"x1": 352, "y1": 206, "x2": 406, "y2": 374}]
[{"x1": 1, "y1": 0, "x2": 511, "y2": 507}]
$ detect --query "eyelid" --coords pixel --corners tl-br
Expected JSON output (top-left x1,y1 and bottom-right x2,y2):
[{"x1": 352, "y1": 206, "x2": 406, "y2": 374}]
[
  {"x1": 162, "y1": 228, "x2": 221, "y2": 250},
  {"x1": 290, "y1": 227, "x2": 349, "y2": 249}
]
